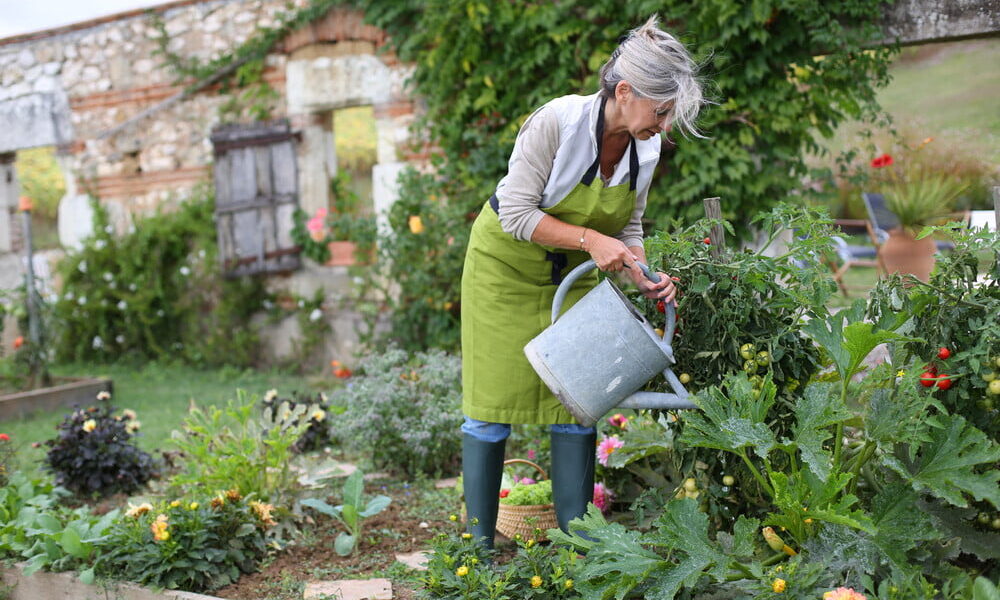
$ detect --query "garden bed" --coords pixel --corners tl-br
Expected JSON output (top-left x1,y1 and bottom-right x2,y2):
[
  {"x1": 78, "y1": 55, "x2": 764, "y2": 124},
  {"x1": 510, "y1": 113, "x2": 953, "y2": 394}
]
[
  {"x1": 0, "y1": 377, "x2": 112, "y2": 421},
  {"x1": 0, "y1": 561, "x2": 221, "y2": 600}
]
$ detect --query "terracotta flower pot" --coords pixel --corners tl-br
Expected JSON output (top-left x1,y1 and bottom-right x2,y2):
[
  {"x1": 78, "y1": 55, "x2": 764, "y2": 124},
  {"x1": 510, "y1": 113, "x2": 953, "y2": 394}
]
[
  {"x1": 880, "y1": 228, "x2": 936, "y2": 281},
  {"x1": 325, "y1": 241, "x2": 373, "y2": 266}
]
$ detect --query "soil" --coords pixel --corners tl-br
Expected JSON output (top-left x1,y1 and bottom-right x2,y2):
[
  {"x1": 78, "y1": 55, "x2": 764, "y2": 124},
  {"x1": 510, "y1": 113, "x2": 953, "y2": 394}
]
[{"x1": 213, "y1": 482, "x2": 456, "y2": 600}]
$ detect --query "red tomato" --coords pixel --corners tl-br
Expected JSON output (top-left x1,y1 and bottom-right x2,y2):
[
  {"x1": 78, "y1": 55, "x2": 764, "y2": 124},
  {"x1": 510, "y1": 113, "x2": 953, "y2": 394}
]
[
  {"x1": 656, "y1": 300, "x2": 666, "y2": 314},
  {"x1": 499, "y1": 489, "x2": 510, "y2": 498},
  {"x1": 920, "y1": 372, "x2": 937, "y2": 387},
  {"x1": 936, "y1": 347, "x2": 951, "y2": 360},
  {"x1": 936, "y1": 376, "x2": 953, "y2": 390},
  {"x1": 703, "y1": 237, "x2": 712, "y2": 245}
]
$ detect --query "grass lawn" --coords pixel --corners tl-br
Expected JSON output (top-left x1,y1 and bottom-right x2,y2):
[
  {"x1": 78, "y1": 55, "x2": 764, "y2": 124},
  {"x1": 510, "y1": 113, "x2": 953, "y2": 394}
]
[{"x1": 1, "y1": 362, "x2": 332, "y2": 473}]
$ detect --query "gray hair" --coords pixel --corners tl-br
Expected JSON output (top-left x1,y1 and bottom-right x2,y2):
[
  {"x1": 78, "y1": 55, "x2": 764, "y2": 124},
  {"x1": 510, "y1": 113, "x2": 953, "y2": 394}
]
[{"x1": 599, "y1": 15, "x2": 705, "y2": 138}]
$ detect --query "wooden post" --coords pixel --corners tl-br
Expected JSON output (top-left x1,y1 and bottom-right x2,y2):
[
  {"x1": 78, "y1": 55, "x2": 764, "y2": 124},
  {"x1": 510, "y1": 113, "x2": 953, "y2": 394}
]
[
  {"x1": 993, "y1": 186, "x2": 999, "y2": 233},
  {"x1": 703, "y1": 197, "x2": 724, "y2": 259}
]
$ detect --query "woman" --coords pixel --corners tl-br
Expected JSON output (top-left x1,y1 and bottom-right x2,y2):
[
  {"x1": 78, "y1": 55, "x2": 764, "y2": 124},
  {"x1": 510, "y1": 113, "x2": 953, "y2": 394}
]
[{"x1": 460, "y1": 15, "x2": 703, "y2": 548}]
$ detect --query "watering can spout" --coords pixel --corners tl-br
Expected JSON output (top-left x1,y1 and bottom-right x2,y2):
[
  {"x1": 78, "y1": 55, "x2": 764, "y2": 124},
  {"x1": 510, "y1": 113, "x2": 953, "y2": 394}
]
[{"x1": 524, "y1": 260, "x2": 697, "y2": 428}]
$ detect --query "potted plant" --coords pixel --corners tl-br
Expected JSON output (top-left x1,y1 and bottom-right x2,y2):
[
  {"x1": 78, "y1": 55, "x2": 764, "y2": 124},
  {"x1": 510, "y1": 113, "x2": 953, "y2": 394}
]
[
  {"x1": 290, "y1": 172, "x2": 376, "y2": 266},
  {"x1": 869, "y1": 139, "x2": 968, "y2": 280}
]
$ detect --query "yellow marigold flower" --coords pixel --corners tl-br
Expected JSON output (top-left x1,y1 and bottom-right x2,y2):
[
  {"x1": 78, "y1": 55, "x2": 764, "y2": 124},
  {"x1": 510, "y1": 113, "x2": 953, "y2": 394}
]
[
  {"x1": 126, "y1": 420, "x2": 141, "y2": 433},
  {"x1": 226, "y1": 489, "x2": 242, "y2": 502},
  {"x1": 125, "y1": 502, "x2": 153, "y2": 518},
  {"x1": 121, "y1": 408, "x2": 137, "y2": 420},
  {"x1": 772, "y1": 578, "x2": 787, "y2": 593},
  {"x1": 250, "y1": 500, "x2": 277, "y2": 527},
  {"x1": 530, "y1": 575, "x2": 542, "y2": 588},
  {"x1": 455, "y1": 565, "x2": 469, "y2": 577},
  {"x1": 564, "y1": 579, "x2": 574, "y2": 590},
  {"x1": 526, "y1": 539, "x2": 535, "y2": 548},
  {"x1": 211, "y1": 495, "x2": 225, "y2": 509},
  {"x1": 408, "y1": 215, "x2": 425, "y2": 234},
  {"x1": 449, "y1": 514, "x2": 458, "y2": 521},
  {"x1": 188, "y1": 502, "x2": 199, "y2": 510},
  {"x1": 151, "y1": 514, "x2": 170, "y2": 542},
  {"x1": 170, "y1": 500, "x2": 181, "y2": 508},
  {"x1": 461, "y1": 533, "x2": 472, "y2": 540},
  {"x1": 312, "y1": 409, "x2": 326, "y2": 422},
  {"x1": 82, "y1": 419, "x2": 97, "y2": 433}
]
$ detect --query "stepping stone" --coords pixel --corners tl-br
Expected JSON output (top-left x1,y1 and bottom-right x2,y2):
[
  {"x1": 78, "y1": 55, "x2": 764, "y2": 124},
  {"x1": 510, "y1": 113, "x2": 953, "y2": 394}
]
[
  {"x1": 363, "y1": 471, "x2": 390, "y2": 481},
  {"x1": 434, "y1": 477, "x2": 458, "y2": 489},
  {"x1": 395, "y1": 551, "x2": 430, "y2": 570},
  {"x1": 303, "y1": 578, "x2": 392, "y2": 600}
]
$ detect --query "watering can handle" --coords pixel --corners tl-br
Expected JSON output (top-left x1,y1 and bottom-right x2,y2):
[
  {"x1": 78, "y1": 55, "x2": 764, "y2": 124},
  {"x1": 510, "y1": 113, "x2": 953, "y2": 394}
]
[{"x1": 551, "y1": 259, "x2": 676, "y2": 342}]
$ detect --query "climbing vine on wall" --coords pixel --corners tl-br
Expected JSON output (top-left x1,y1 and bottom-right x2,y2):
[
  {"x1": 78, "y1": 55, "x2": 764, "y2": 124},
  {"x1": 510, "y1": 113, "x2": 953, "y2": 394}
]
[{"x1": 148, "y1": 0, "x2": 342, "y2": 122}]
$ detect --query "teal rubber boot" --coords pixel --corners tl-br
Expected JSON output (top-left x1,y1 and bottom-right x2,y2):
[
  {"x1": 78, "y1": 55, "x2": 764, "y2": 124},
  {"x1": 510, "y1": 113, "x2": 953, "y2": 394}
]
[
  {"x1": 462, "y1": 434, "x2": 506, "y2": 549},
  {"x1": 550, "y1": 430, "x2": 597, "y2": 535}
]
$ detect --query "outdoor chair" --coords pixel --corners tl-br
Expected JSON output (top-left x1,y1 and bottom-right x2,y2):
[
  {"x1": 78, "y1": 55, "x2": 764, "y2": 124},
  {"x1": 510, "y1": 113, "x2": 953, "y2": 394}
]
[
  {"x1": 969, "y1": 209, "x2": 998, "y2": 232},
  {"x1": 827, "y1": 219, "x2": 880, "y2": 297}
]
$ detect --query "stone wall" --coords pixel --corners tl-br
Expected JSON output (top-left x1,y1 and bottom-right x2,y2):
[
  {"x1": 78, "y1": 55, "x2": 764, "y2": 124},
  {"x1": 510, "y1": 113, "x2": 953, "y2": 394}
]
[{"x1": 0, "y1": 0, "x2": 419, "y2": 365}]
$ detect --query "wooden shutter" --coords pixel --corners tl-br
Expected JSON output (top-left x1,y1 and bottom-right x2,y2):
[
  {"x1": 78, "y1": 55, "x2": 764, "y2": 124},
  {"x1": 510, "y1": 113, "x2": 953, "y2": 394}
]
[{"x1": 211, "y1": 120, "x2": 301, "y2": 277}]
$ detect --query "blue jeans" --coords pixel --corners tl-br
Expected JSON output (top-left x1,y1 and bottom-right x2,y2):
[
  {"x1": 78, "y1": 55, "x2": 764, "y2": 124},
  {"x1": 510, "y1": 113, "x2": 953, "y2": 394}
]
[{"x1": 461, "y1": 416, "x2": 595, "y2": 442}]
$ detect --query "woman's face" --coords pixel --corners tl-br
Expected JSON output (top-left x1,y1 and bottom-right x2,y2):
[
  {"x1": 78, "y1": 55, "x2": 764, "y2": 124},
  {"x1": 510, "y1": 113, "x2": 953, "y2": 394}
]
[{"x1": 616, "y1": 82, "x2": 673, "y2": 140}]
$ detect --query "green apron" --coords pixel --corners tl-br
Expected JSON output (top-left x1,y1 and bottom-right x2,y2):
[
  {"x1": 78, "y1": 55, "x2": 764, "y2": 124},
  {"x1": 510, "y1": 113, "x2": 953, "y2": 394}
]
[{"x1": 461, "y1": 98, "x2": 640, "y2": 424}]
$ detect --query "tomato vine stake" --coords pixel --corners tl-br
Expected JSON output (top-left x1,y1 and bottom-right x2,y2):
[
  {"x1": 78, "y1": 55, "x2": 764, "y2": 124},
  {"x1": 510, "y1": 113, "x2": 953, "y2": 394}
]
[
  {"x1": 703, "y1": 197, "x2": 724, "y2": 259},
  {"x1": 17, "y1": 196, "x2": 49, "y2": 388}
]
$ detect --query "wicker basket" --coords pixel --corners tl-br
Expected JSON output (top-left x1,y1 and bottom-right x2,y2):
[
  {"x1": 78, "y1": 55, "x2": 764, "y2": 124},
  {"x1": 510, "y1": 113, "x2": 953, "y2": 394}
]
[{"x1": 495, "y1": 459, "x2": 559, "y2": 541}]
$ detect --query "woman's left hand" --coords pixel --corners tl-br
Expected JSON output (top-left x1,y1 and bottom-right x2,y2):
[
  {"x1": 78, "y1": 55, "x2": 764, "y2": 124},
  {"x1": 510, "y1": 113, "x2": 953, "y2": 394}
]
[{"x1": 627, "y1": 264, "x2": 677, "y2": 302}]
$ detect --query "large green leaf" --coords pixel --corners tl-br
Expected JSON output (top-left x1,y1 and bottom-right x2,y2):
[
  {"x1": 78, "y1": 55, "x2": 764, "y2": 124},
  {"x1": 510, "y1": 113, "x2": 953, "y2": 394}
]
[
  {"x1": 58, "y1": 528, "x2": 87, "y2": 560},
  {"x1": 768, "y1": 470, "x2": 873, "y2": 533},
  {"x1": 802, "y1": 301, "x2": 915, "y2": 381},
  {"x1": 360, "y1": 495, "x2": 391, "y2": 518},
  {"x1": 641, "y1": 499, "x2": 733, "y2": 599},
  {"x1": 868, "y1": 483, "x2": 938, "y2": 572},
  {"x1": 679, "y1": 375, "x2": 777, "y2": 460},
  {"x1": 790, "y1": 383, "x2": 851, "y2": 479},
  {"x1": 342, "y1": 470, "x2": 363, "y2": 510},
  {"x1": 334, "y1": 532, "x2": 356, "y2": 556},
  {"x1": 882, "y1": 414, "x2": 1000, "y2": 508},
  {"x1": 606, "y1": 414, "x2": 676, "y2": 468}
]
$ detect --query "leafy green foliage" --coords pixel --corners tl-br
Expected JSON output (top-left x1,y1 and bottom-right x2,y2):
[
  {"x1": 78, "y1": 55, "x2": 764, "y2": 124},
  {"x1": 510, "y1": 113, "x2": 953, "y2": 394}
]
[
  {"x1": 358, "y1": 0, "x2": 894, "y2": 228},
  {"x1": 301, "y1": 470, "x2": 391, "y2": 556},
  {"x1": 167, "y1": 390, "x2": 315, "y2": 513},
  {"x1": 43, "y1": 393, "x2": 158, "y2": 498},
  {"x1": 330, "y1": 346, "x2": 463, "y2": 476},
  {"x1": 500, "y1": 480, "x2": 552, "y2": 507},
  {"x1": 260, "y1": 389, "x2": 336, "y2": 452},
  {"x1": 0, "y1": 473, "x2": 115, "y2": 584},
  {"x1": 52, "y1": 192, "x2": 267, "y2": 368},
  {"x1": 95, "y1": 494, "x2": 271, "y2": 591}
]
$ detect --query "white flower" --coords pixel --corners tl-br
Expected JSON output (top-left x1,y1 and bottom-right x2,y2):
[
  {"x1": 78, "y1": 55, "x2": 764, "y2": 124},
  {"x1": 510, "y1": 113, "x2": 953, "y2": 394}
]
[
  {"x1": 115, "y1": 335, "x2": 125, "y2": 344},
  {"x1": 103, "y1": 272, "x2": 113, "y2": 282},
  {"x1": 262, "y1": 300, "x2": 274, "y2": 310},
  {"x1": 105, "y1": 225, "x2": 113, "y2": 234},
  {"x1": 297, "y1": 299, "x2": 305, "y2": 308},
  {"x1": 264, "y1": 389, "x2": 278, "y2": 402},
  {"x1": 126, "y1": 420, "x2": 141, "y2": 433},
  {"x1": 117, "y1": 300, "x2": 127, "y2": 311},
  {"x1": 309, "y1": 308, "x2": 322, "y2": 322},
  {"x1": 92, "y1": 336, "x2": 103, "y2": 349},
  {"x1": 179, "y1": 266, "x2": 191, "y2": 276},
  {"x1": 198, "y1": 249, "x2": 206, "y2": 258},
  {"x1": 157, "y1": 309, "x2": 165, "y2": 317},
  {"x1": 48, "y1": 294, "x2": 58, "y2": 303},
  {"x1": 65, "y1": 291, "x2": 74, "y2": 300},
  {"x1": 129, "y1": 283, "x2": 137, "y2": 292},
  {"x1": 96, "y1": 391, "x2": 111, "y2": 401},
  {"x1": 77, "y1": 296, "x2": 87, "y2": 305},
  {"x1": 94, "y1": 239, "x2": 106, "y2": 250},
  {"x1": 78, "y1": 260, "x2": 87, "y2": 273},
  {"x1": 122, "y1": 408, "x2": 137, "y2": 420}
]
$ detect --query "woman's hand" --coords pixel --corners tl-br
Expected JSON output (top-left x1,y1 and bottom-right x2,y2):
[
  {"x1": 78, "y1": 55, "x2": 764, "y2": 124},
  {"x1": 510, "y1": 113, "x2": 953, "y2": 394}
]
[
  {"x1": 585, "y1": 231, "x2": 639, "y2": 273},
  {"x1": 628, "y1": 266, "x2": 677, "y2": 302}
]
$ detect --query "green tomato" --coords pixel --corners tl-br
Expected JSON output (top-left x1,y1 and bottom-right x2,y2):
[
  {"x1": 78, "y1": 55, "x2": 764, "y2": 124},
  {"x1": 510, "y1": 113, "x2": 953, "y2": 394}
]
[
  {"x1": 722, "y1": 475, "x2": 735, "y2": 486},
  {"x1": 995, "y1": 356, "x2": 1000, "y2": 369},
  {"x1": 740, "y1": 343, "x2": 755, "y2": 360},
  {"x1": 983, "y1": 371, "x2": 997, "y2": 382},
  {"x1": 990, "y1": 380, "x2": 1000, "y2": 396},
  {"x1": 978, "y1": 512, "x2": 991, "y2": 525},
  {"x1": 683, "y1": 478, "x2": 698, "y2": 492},
  {"x1": 743, "y1": 359, "x2": 758, "y2": 374},
  {"x1": 993, "y1": 517, "x2": 1000, "y2": 530},
  {"x1": 755, "y1": 350, "x2": 771, "y2": 367},
  {"x1": 678, "y1": 373, "x2": 691, "y2": 384}
]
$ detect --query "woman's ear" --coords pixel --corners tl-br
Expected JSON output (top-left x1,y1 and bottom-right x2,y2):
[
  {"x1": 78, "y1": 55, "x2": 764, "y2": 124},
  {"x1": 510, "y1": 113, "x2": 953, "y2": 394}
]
[{"x1": 614, "y1": 80, "x2": 632, "y2": 103}]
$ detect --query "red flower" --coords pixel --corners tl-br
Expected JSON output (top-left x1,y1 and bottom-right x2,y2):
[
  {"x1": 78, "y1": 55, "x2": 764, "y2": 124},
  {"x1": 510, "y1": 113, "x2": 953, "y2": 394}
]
[
  {"x1": 870, "y1": 154, "x2": 894, "y2": 168},
  {"x1": 13, "y1": 336, "x2": 24, "y2": 349},
  {"x1": 499, "y1": 489, "x2": 510, "y2": 498},
  {"x1": 0, "y1": 433, "x2": 9, "y2": 442}
]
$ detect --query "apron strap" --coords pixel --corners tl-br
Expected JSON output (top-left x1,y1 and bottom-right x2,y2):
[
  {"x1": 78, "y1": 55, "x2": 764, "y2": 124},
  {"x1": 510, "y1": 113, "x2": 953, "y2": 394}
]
[
  {"x1": 544, "y1": 252, "x2": 568, "y2": 285},
  {"x1": 582, "y1": 95, "x2": 639, "y2": 190}
]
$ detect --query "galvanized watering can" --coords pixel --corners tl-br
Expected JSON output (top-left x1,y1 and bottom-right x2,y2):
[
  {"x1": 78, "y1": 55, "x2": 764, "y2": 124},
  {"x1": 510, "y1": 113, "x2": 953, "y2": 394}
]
[{"x1": 524, "y1": 260, "x2": 695, "y2": 428}]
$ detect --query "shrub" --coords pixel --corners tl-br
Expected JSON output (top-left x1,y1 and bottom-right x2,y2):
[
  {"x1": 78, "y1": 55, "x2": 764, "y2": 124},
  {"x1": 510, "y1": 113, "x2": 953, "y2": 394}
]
[
  {"x1": 167, "y1": 390, "x2": 315, "y2": 515},
  {"x1": 95, "y1": 491, "x2": 272, "y2": 591},
  {"x1": 52, "y1": 191, "x2": 266, "y2": 368},
  {"x1": 331, "y1": 347, "x2": 463, "y2": 476},
  {"x1": 43, "y1": 392, "x2": 158, "y2": 498},
  {"x1": 260, "y1": 388, "x2": 337, "y2": 452}
]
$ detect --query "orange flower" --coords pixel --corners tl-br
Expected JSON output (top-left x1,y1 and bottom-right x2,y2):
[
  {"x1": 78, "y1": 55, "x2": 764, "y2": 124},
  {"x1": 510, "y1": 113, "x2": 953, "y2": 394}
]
[
  {"x1": 408, "y1": 215, "x2": 425, "y2": 234},
  {"x1": 150, "y1": 514, "x2": 170, "y2": 541},
  {"x1": 13, "y1": 336, "x2": 24, "y2": 350}
]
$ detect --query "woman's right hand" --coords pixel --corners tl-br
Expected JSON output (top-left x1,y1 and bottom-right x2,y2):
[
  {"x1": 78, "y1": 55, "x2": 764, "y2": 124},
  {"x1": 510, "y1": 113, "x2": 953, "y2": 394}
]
[{"x1": 585, "y1": 231, "x2": 638, "y2": 272}]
